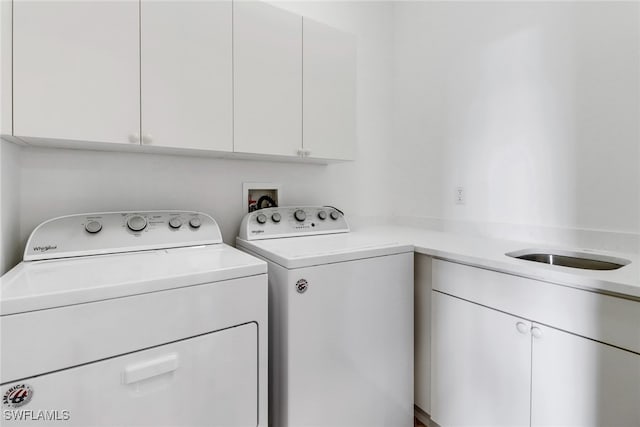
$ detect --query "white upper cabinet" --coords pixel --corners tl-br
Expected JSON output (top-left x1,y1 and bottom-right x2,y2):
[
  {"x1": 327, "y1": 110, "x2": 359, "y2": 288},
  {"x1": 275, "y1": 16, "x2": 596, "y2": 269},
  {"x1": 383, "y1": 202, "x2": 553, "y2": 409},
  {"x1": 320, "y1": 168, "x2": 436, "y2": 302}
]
[
  {"x1": 303, "y1": 18, "x2": 357, "y2": 161},
  {"x1": 140, "y1": 0, "x2": 232, "y2": 151},
  {"x1": 10, "y1": 0, "x2": 356, "y2": 162},
  {"x1": 13, "y1": 1, "x2": 140, "y2": 145},
  {"x1": 233, "y1": 1, "x2": 302, "y2": 157}
]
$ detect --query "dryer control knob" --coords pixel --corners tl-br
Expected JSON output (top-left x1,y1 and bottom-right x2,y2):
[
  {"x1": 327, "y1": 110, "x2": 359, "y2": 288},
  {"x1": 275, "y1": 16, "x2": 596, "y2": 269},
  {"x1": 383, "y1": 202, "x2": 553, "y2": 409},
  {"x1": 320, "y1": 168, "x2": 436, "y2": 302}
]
[
  {"x1": 256, "y1": 213, "x2": 267, "y2": 224},
  {"x1": 330, "y1": 211, "x2": 340, "y2": 220},
  {"x1": 189, "y1": 217, "x2": 202, "y2": 229},
  {"x1": 169, "y1": 217, "x2": 183, "y2": 229},
  {"x1": 294, "y1": 209, "x2": 306, "y2": 222},
  {"x1": 85, "y1": 221, "x2": 102, "y2": 234},
  {"x1": 272, "y1": 213, "x2": 282, "y2": 223},
  {"x1": 317, "y1": 211, "x2": 327, "y2": 220},
  {"x1": 127, "y1": 215, "x2": 147, "y2": 232}
]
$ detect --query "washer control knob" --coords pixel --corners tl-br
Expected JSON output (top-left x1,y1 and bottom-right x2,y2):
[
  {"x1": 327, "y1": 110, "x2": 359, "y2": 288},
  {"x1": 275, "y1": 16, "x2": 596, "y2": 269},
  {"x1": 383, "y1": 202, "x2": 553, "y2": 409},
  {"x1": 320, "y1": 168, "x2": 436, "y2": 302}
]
[
  {"x1": 127, "y1": 215, "x2": 147, "y2": 232},
  {"x1": 85, "y1": 221, "x2": 102, "y2": 234},
  {"x1": 294, "y1": 209, "x2": 306, "y2": 222},
  {"x1": 256, "y1": 213, "x2": 267, "y2": 224},
  {"x1": 330, "y1": 211, "x2": 340, "y2": 220},
  {"x1": 168, "y1": 217, "x2": 183, "y2": 229},
  {"x1": 317, "y1": 210, "x2": 327, "y2": 220},
  {"x1": 189, "y1": 217, "x2": 202, "y2": 229},
  {"x1": 272, "y1": 212, "x2": 282, "y2": 223}
]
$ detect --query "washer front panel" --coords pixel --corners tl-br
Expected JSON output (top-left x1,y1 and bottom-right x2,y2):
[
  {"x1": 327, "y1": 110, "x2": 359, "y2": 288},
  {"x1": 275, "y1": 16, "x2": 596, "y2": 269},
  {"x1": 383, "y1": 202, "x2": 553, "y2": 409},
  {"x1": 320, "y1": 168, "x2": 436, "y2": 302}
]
[{"x1": 24, "y1": 211, "x2": 222, "y2": 261}]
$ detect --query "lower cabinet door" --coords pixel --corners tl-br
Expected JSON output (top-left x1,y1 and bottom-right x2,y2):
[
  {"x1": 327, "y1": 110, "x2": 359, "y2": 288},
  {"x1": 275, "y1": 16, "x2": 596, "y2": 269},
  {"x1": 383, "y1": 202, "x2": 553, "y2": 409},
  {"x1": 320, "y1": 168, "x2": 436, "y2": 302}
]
[
  {"x1": 531, "y1": 323, "x2": 640, "y2": 427},
  {"x1": 431, "y1": 291, "x2": 532, "y2": 427},
  {"x1": 1, "y1": 324, "x2": 258, "y2": 427}
]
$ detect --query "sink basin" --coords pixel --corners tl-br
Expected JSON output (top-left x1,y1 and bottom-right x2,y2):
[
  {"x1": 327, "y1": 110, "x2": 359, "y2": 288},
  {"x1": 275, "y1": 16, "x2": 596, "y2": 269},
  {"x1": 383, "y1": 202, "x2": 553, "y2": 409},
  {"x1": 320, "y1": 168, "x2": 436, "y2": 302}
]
[{"x1": 506, "y1": 248, "x2": 630, "y2": 271}]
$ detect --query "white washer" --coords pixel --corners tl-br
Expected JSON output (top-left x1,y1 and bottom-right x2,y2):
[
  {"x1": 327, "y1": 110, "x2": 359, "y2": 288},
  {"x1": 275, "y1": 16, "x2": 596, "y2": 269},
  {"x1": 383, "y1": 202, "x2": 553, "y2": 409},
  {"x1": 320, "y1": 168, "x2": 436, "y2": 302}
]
[
  {"x1": 1, "y1": 211, "x2": 267, "y2": 426},
  {"x1": 237, "y1": 206, "x2": 414, "y2": 427}
]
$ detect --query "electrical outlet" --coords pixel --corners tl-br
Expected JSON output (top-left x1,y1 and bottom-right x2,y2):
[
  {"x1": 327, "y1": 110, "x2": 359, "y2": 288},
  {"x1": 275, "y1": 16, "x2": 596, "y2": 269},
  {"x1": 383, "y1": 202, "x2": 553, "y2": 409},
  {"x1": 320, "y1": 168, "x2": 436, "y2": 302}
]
[{"x1": 455, "y1": 186, "x2": 465, "y2": 205}]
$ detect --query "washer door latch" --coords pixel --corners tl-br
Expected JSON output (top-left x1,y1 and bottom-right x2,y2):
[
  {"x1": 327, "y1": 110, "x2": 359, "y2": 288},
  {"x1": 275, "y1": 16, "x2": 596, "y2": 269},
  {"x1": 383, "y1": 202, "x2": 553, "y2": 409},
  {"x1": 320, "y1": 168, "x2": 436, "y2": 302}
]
[{"x1": 295, "y1": 279, "x2": 308, "y2": 294}]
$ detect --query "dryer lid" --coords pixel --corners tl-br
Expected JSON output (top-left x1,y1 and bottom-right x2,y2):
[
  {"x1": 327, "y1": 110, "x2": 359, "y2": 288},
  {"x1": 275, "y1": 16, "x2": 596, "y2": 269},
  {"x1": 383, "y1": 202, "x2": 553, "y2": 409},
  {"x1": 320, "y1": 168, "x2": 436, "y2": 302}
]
[{"x1": 1, "y1": 244, "x2": 266, "y2": 315}]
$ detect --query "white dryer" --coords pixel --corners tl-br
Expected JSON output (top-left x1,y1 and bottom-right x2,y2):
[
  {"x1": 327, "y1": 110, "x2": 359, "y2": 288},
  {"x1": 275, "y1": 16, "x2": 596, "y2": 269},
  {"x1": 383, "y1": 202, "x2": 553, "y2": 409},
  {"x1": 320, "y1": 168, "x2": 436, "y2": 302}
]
[
  {"x1": 1, "y1": 211, "x2": 267, "y2": 426},
  {"x1": 237, "y1": 207, "x2": 414, "y2": 427}
]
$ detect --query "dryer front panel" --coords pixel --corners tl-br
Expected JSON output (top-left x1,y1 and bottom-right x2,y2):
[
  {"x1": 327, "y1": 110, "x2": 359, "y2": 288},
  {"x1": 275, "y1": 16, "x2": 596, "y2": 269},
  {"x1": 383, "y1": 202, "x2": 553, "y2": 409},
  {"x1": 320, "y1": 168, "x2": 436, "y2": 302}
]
[{"x1": 1, "y1": 324, "x2": 258, "y2": 426}]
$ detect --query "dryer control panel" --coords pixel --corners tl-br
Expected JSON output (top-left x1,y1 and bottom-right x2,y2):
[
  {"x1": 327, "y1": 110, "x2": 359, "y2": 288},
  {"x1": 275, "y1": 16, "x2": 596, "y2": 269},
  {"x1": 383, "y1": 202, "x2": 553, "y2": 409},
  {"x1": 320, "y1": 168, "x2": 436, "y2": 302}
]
[
  {"x1": 24, "y1": 211, "x2": 222, "y2": 261},
  {"x1": 238, "y1": 206, "x2": 349, "y2": 240}
]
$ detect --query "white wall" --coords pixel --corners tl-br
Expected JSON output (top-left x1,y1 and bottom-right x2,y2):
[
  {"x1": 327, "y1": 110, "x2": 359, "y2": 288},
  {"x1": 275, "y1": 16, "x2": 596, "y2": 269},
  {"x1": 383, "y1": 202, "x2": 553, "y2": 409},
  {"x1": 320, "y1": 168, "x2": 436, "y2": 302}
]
[
  {"x1": 0, "y1": 0, "x2": 19, "y2": 272},
  {"x1": 0, "y1": 139, "x2": 21, "y2": 273},
  {"x1": 0, "y1": 1, "x2": 395, "y2": 274},
  {"x1": 392, "y1": 1, "x2": 640, "y2": 248}
]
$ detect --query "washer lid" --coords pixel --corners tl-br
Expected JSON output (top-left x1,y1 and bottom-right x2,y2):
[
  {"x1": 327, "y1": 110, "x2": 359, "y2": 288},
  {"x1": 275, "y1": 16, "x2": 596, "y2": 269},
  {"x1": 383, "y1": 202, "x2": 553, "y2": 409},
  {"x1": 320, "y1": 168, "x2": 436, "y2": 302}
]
[
  {"x1": 0, "y1": 244, "x2": 266, "y2": 315},
  {"x1": 236, "y1": 232, "x2": 413, "y2": 269}
]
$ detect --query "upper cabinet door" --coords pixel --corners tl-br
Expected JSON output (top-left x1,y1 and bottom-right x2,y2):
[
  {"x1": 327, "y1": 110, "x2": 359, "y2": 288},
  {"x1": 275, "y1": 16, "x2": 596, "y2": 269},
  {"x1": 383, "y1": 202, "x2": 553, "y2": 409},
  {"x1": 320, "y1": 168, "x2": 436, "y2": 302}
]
[
  {"x1": 233, "y1": 1, "x2": 302, "y2": 156},
  {"x1": 13, "y1": 1, "x2": 140, "y2": 145},
  {"x1": 140, "y1": 1, "x2": 232, "y2": 151},
  {"x1": 303, "y1": 18, "x2": 356, "y2": 161}
]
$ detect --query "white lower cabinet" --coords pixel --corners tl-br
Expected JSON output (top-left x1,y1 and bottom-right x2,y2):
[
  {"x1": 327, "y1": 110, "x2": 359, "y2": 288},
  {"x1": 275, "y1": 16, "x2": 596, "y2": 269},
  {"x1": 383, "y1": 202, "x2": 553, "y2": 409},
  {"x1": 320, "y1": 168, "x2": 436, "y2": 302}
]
[
  {"x1": 431, "y1": 259, "x2": 640, "y2": 427},
  {"x1": 531, "y1": 323, "x2": 640, "y2": 427},
  {"x1": 431, "y1": 291, "x2": 531, "y2": 427}
]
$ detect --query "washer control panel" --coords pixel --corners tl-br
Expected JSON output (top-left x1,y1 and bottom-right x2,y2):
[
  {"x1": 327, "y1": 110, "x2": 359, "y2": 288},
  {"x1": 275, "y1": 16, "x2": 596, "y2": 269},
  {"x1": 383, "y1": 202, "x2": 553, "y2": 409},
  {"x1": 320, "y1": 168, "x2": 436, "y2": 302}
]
[
  {"x1": 24, "y1": 211, "x2": 222, "y2": 261},
  {"x1": 238, "y1": 206, "x2": 349, "y2": 240}
]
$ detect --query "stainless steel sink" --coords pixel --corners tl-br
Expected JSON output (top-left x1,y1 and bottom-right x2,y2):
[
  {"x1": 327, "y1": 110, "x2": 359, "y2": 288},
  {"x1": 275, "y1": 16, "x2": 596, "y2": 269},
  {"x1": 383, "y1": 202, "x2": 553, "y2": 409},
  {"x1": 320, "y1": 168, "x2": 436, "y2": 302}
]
[{"x1": 506, "y1": 248, "x2": 630, "y2": 271}]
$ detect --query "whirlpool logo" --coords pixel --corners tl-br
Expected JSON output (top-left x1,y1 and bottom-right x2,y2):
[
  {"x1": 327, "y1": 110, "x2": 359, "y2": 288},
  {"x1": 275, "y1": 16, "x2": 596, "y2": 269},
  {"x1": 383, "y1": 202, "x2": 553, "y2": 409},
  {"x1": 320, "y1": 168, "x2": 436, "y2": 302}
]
[{"x1": 33, "y1": 245, "x2": 57, "y2": 252}]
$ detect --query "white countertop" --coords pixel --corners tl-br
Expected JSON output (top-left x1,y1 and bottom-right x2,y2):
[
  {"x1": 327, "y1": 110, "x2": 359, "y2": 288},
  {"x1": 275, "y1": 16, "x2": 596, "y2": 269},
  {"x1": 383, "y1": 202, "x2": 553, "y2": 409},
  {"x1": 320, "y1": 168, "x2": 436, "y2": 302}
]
[{"x1": 351, "y1": 225, "x2": 640, "y2": 299}]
